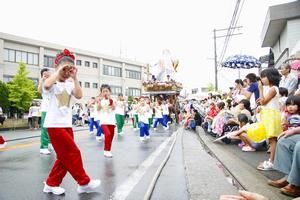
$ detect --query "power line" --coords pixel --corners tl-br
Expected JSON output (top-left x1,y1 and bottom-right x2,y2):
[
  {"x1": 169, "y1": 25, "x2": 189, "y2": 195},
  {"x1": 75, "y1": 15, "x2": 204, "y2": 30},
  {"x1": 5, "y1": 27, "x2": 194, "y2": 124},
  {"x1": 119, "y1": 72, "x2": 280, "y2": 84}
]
[{"x1": 218, "y1": 0, "x2": 244, "y2": 64}]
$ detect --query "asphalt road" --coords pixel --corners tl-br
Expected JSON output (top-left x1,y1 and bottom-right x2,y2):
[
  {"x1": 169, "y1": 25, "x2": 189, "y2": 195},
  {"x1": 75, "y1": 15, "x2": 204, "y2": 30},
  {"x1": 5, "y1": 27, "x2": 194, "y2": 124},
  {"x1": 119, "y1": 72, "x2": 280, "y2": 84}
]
[{"x1": 0, "y1": 125, "x2": 187, "y2": 200}]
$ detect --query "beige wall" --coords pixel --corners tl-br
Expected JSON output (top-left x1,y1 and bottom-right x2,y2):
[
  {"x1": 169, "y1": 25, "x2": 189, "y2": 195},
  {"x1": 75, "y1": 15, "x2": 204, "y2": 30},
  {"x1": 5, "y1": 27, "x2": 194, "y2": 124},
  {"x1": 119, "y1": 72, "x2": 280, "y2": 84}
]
[{"x1": 0, "y1": 35, "x2": 146, "y2": 106}]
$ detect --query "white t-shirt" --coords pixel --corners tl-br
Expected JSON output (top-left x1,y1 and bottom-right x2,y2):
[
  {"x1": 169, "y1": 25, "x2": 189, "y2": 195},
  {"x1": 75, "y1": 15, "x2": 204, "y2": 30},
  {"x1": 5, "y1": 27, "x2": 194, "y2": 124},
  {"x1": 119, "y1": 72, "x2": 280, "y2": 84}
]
[
  {"x1": 162, "y1": 104, "x2": 169, "y2": 115},
  {"x1": 31, "y1": 106, "x2": 40, "y2": 117},
  {"x1": 115, "y1": 100, "x2": 125, "y2": 115},
  {"x1": 40, "y1": 84, "x2": 50, "y2": 112},
  {"x1": 89, "y1": 103, "x2": 98, "y2": 118},
  {"x1": 262, "y1": 86, "x2": 280, "y2": 110},
  {"x1": 154, "y1": 105, "x2": 163, "y2": 119},
  {"x1": 138, "y1": 105, "x2": 149, "y2": 124},
  {"x1": 44, "y1": 81, "x2": 74, "y2": 128},
  {"x1": 98, "y1": 99, "x2": 116, "y2": 125}
]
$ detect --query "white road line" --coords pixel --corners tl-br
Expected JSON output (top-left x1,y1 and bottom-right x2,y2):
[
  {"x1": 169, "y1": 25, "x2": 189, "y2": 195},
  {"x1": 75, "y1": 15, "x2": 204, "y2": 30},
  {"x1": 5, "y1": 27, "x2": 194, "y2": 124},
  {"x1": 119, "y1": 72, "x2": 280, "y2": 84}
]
[{"x1": 112, "y1": 136, "x2": 173, "y2": 200}]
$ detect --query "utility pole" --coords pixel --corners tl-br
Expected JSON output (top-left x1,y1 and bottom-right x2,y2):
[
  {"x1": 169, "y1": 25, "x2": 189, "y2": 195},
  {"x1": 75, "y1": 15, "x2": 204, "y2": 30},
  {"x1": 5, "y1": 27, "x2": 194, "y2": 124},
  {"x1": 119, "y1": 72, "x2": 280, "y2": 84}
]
[
  {"x1": 213, "y1": 26, "x2": 243, "y2": 91},
  {"x1": 213, "y1": 29, "x2": 218, "y2": 91}
]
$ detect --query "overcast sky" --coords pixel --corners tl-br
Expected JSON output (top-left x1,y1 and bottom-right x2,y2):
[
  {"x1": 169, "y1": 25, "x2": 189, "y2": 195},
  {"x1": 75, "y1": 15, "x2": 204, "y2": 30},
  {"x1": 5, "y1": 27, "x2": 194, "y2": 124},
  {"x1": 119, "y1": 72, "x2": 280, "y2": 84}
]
[{"x1": 0, "y1": 0, "x2": 294, "y2": 91}]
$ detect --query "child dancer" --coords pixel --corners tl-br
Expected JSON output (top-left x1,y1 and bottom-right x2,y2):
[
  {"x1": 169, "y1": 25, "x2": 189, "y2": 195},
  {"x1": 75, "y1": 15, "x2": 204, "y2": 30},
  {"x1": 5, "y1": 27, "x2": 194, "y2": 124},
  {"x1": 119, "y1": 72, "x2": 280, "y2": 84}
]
[
  {"x1": 256, "y1": 68, "x2": 282, "y2": 170},
  {"x1": 87, "y1": 97, "x2": 103, "y2": 141},
  {"x1": 132, "y1": 99, "x2": 139, "y2": 131},
  {"x1": 43, "y1": 49, "x2": 100, "y2": 195},
  {"x1": 162, "y1": 100, "x2": 170, "y2": 126},
  {"x1": 137, "y1": 97, "x2": 150, "y2": 141},
  {"x1": 153, "y1": 100, "x2": 169, "y2": 131},
  {"x1": 115, "y1": 93, "x2": 125, "y2": 135},
  {"x1": 38, "y1": 68, "x2": 51, "y2": 155},
  {"x1": 146, "y1": 97, "x2": 154, "y2": 128},
  {"x1": 97, "y1": 84, "x2": 116, "y2": 158}
]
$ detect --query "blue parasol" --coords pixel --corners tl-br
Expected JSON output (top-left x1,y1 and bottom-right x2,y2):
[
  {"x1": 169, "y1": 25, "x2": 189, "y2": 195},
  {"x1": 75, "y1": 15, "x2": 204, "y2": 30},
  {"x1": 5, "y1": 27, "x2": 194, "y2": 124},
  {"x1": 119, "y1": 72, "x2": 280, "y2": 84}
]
[{"x1": 221, "y1": 54, "x2": 261, "y2": 69}]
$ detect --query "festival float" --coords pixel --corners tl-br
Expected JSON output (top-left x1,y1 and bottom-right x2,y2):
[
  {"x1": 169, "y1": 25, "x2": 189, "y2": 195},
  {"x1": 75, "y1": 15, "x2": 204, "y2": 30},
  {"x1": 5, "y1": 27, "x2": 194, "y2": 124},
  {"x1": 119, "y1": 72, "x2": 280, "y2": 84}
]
[
  {"x1": 142, "y1": 49, "x2": 183, "y2": 123},
  {"x1": 143, "y1": 49, "x2": 183, "y2": 94}
]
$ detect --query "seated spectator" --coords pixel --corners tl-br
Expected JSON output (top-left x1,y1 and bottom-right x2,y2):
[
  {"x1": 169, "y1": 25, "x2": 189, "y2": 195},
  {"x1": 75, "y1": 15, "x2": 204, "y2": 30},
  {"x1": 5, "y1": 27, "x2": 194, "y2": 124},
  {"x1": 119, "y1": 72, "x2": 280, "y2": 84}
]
[
  {"x1": 187, "y1": 109, "x2": 202, "y2": 131},
  {"x1": 230, "y1": 114, "x2": 266, "y2": 152},
  {"x1": 268, "y1": 128, "x2": 300, "y2": 197},
  {"x1": 232, "y1": 79, "x2": 246, "y2": 104},
  {"x1": 279, "y1": 63, "x2": 298, "y2": 96},
  {"x1": 227, "y1": 99, "x2": 252, "y2": 125},
  {"x1": 203, "y1": 102, "x2": 218, "y2": 132},
  {"x1": 279, "y1": 87, "x2": 288, "y2": 113},
  {"x1": 211, "y1": 102, "x2": 228, "y2": 136},
  {"x1": 241, "y1": 73, "x2": 260, "y2": 110}
]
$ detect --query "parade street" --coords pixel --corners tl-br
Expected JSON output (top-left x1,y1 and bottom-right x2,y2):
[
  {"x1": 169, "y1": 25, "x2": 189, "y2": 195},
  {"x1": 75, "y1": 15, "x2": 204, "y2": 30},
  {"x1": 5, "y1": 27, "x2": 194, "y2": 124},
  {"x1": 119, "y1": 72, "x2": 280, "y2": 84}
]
[{"x1": 0, "y1": 125, "x2": 242, "y2": 200}]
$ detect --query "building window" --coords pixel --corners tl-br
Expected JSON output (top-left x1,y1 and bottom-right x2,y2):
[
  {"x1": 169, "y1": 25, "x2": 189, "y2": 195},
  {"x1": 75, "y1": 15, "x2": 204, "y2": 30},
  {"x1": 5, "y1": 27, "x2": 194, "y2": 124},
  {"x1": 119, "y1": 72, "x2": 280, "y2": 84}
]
[
  {"x1": 85, "y1": 61, "x2": 90, "y2": 67},
  {"x1": 44, "y1": 55, "x2": 55, "y2": 68},
  {"x1": 103, "y1": 65, "x2": 122, "y2": 77},
  {"x1": 126, "y1": 69, "x2": 141, "y2": 80},
  {"x1": 29, "y1": 78, "x2": 39, "y2": 86},
  {"x1": 93, "y1": 62, "x2": 98, "y2": 68},
  {"x1": 4, "y1": 49, "x2": 15, "y2": 62},
  {"x1": 128, "y1": 88, "x2": 141, "y2": 97},
  {"x1": 93, "y1": 83, "x2": 98, "y2": 89},
  {"x1": 85, "y1": 82, "x2": 90, "y2": 88},
  {"x1": 3, "y1": 75, "x2": 14, "y2": 83},
  {"x1": 79, "y1": 81, "x2": 82, "y2": 87},
  {"x1": 76, "y1": 60, "x2": 82, "y2": 66},
  {"x1": 3, "y1": 48, "x2": 38, "y2": 65},
  {"x1": 111, "y1": 86, "x2": 122, "y2": 95}
]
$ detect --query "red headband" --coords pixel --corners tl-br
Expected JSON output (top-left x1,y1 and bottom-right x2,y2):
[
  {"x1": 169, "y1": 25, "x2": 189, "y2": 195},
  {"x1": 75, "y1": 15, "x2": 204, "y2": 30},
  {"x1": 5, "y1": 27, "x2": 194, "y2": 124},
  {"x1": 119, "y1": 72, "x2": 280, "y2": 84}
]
[{"x1": 55, "y1": 49, "x2": 75, "y2": 65}]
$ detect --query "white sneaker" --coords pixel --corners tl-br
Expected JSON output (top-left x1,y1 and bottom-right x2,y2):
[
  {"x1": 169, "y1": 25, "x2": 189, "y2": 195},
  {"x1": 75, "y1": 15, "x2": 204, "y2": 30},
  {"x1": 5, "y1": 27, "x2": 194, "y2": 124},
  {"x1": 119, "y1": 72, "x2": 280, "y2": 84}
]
[
  {"x1": 145, "y1": 135, "x2": 150, "y2": 140},
  {"x1": 43, "y1": 182, "x2": 65, "y2": 195},
  {"x1": 134, "y1": 128, "x2": 138, "y2": 131},
  {"x1": 164, "y1": 126, "x2": 169, "y2": 130},
  {"x1": 154, "y1": 128, "x2": 157, "y2": 131},
  {"x1": 48, "y1": 144, "x2": 54, "y2": 151},
  {"x1": 140, "y1": 137, "x2": 145, "y2": 142},
  {"x1": 0, "y1": 142, "x2": 7, "y2": 149},
  {"x1": 89, "y1": 132, "x2": 94, "y2": 135},
  {"x1": 96, "y1": 136, "x2": 103, "y2": 142},
  {"x1": 104, "y1": 151, "x2": 113, "y2": 158},
  {"x1": 257, "y1": 160, "x2": 274, "y2": 171},
  {"x1": 40, "y1": 149, "x2": 51, "y2": 155},
  {"x1": 77, "y1": 179, "x2": 101, "y2": 194},
  {"x1": 118, "y1": 132, "x2": 124, "y2": 136}
]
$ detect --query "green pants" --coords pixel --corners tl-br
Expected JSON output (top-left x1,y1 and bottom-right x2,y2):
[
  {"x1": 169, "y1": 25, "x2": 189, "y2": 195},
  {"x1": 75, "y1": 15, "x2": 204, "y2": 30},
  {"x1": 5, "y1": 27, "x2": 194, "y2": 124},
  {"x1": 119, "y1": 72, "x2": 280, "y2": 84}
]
[
  {"x1": 40, "y1": 112, "x2": 50, "y2": 149},
  {"x1": 133, "y1": 114, "x2": 139, "y2": 128},
  {"x1": 148, "y1": 117, "x2": 153, "y2": 127},
  {"x1": 115, "y1": 114, "x2": 125, "y2": 134}
]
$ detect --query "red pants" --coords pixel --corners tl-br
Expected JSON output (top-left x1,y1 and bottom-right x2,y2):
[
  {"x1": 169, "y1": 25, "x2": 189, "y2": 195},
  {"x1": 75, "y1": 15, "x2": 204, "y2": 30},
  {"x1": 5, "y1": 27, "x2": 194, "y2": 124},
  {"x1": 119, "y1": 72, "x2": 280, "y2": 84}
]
[
  {"x1": 101, "y1": 125, "x2": 115, "y2": 151},
  {"x1": 0, "y1": 135, "x2": 5, "y2": 144},
  {"x1": 46, "y1": 128, "x2": 90, "y2": 186}
]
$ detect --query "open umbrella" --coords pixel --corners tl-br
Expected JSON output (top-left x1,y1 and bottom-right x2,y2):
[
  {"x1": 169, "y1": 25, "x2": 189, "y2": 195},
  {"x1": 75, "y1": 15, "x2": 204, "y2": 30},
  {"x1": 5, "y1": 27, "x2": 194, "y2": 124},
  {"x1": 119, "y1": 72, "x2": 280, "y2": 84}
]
[{"x1": 221, "y1": 54, "x2": 261, "y2": 69}]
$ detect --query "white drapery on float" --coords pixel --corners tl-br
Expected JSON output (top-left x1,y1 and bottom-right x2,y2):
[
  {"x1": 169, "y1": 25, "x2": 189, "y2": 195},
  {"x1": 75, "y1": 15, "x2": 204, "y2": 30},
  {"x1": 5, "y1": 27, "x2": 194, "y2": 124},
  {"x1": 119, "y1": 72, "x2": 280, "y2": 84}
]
[{"x1": 143, "y1": 49, "x2": 182, "y2": 92}]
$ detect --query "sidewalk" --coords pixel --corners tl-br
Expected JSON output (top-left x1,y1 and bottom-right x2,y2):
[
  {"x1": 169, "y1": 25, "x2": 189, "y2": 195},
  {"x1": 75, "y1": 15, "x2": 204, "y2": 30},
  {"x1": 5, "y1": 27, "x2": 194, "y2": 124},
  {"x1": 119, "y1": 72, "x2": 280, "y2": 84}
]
[{"x1": 196, "y1": 127, "x2": 295, "y2": 200}]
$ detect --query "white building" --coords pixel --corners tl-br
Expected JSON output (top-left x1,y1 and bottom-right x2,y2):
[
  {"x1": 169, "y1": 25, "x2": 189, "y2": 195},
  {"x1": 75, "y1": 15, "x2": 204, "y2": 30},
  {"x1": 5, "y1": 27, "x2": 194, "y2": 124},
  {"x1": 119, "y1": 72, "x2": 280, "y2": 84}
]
[
  {"x1": 0, "y1": 32, "x2": 148, "y2": 103},
  {"x1": 261, "y1": 1, "x2": 300, "y2": 68}
]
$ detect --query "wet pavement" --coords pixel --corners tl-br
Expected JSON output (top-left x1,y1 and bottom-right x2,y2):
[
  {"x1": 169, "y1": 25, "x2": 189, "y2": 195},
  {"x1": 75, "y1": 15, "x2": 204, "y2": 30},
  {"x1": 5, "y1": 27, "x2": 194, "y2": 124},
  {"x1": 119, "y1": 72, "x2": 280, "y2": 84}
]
[
  {"x1": 0, "y1": 125, "x2": 266, "y2": 200},
  {"x1": 0, "y1": 125, "x2": 184, "y2": 200}
]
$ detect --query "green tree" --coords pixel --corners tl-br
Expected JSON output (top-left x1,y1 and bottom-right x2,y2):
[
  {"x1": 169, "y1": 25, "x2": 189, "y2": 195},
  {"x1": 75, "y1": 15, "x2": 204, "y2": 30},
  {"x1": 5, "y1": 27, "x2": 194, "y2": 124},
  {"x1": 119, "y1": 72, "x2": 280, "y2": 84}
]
[
  {"x1": 0, "y1": 81, "x2": 10, "y2": 113},
  {"x1": 7, "y1": 62, "x2": 37, "y2": 113},
  {"x1": 207, "y1": 83, "x2": 215, "y2": 92},
  {"x1": 127, "y1": 96, "x2": 134, "y2": 104}
]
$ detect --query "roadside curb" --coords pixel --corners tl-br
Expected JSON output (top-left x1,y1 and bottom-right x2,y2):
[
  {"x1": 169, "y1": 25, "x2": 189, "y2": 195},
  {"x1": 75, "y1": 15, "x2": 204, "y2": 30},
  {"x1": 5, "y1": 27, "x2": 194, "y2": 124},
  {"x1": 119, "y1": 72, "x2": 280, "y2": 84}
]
[{"x1": 196, "y1": 127, "x2": 292, "y2": 200}]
